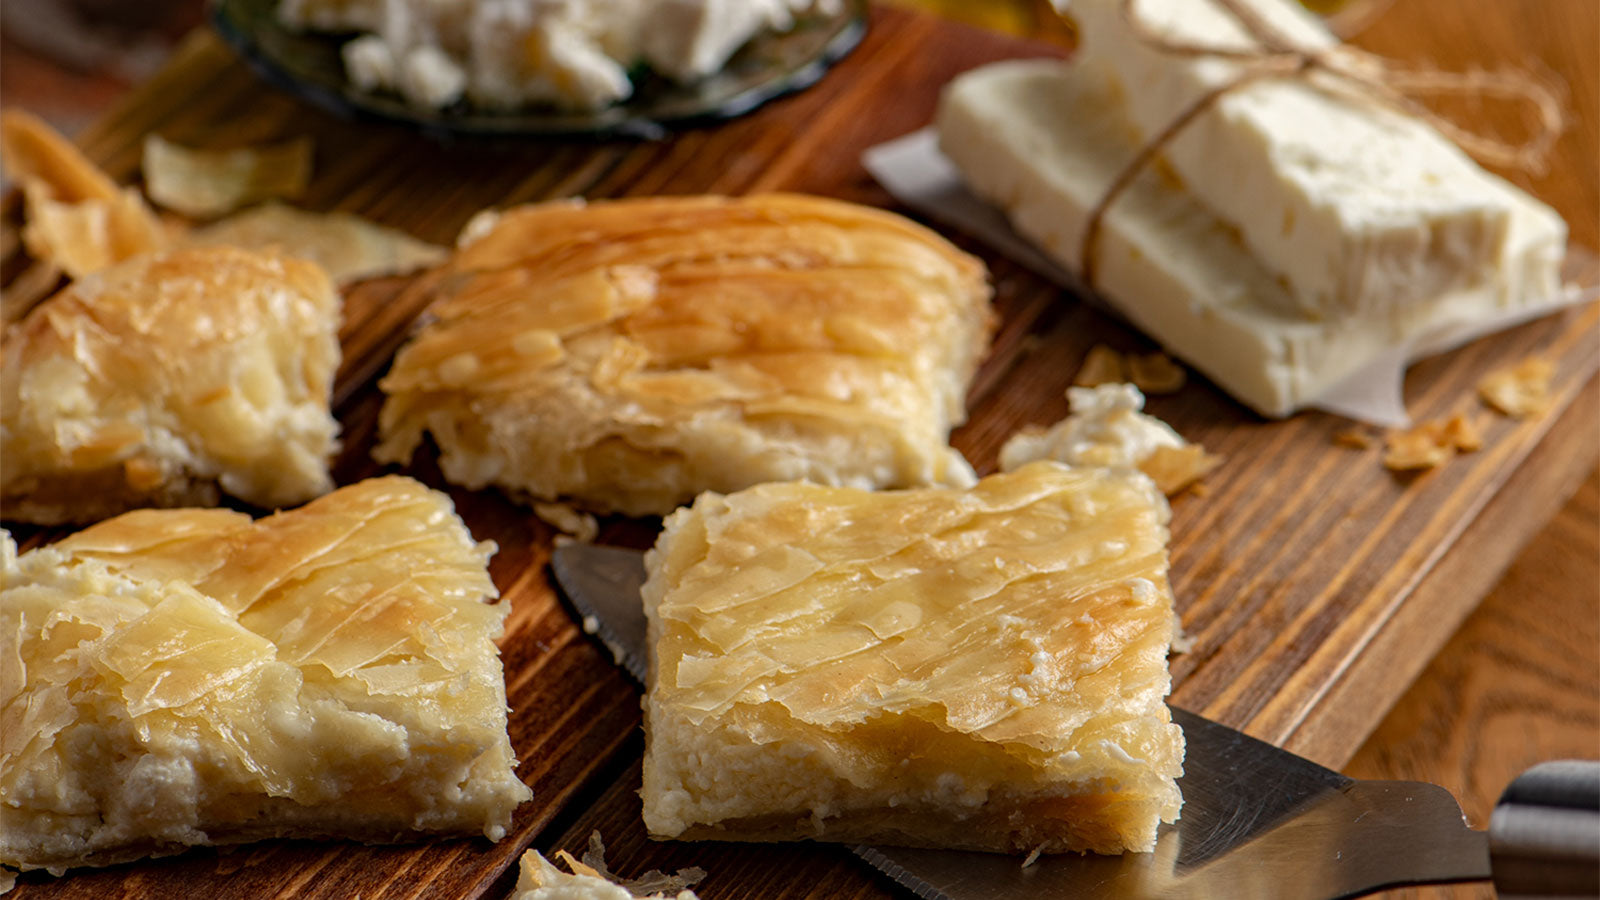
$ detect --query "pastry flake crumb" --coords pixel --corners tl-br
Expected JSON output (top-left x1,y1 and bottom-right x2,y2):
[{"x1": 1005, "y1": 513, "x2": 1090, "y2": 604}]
[
  {"x1": 1478, "y1": 357, "x2": 1554, "y2": 419},
  {"x1": 1073, "y1": 344, "x2": 1127, "y2": 386},
  {"x1": 1137, "y1": 444, "x2": 1221, "y2": 496},
  {"x1": 534, "y1": 502, "x2": 599, "y2": 543},
  {"x1": 143, "y1": 134, "x2": 314, "y2": 219},
  {"x1": 1382, "y1": 415, "x2": 1483, "y2": 472},
  {"x1": 1332, "y1": 427, "x2": 1375, "y2": 450},
  {"x1": 511, "y1": 832, "x2": 704, "y2": 899},
  {"x1": 1127, "y1": 352, "x2": 1187, "y2": 394},
  {"x1": 184, "y1": 201, "x2": 446, "y2": 285},
  {"x1": 1, "y1": 110, "x2": 171, "y2": 278},
  {"x1": 1441, "y1": 413, "x2": 1484, "y2": 452},
  {"x1": 1383, "y1": 424, "x2": 1452, "y2": 471}
]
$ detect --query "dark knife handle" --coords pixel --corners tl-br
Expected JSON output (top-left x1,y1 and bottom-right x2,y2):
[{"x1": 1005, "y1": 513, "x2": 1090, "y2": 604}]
[{"x1": 1490, "y1": 760, "x2": 1600, "y2": 898}]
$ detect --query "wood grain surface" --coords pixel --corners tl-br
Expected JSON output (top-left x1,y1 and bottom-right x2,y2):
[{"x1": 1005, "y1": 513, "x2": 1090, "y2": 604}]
[
  {"x1": 1347, "y1": 470, "x2": 1600, "y2": 900},
  {"x1": 4, "y1": 2, "x2": 1597, "y2": 898}
]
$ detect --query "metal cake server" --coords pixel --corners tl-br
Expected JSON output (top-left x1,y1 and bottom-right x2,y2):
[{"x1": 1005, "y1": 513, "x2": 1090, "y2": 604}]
[{"x1": 552, "y1": 544, "x2": 1600, "y2": 900}]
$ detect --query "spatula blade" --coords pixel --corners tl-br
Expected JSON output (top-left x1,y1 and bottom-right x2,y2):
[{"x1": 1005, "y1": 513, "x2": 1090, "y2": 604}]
[{"x1": 550, "y1": 543, "x2": 1491, "y2": 900}]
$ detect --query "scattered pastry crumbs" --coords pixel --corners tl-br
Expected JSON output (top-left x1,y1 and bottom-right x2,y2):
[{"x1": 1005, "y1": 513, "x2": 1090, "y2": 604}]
[
  {"x1": 511, "y1": 831, "x2": 705, "y2": 900},
  {"x1": 1, "y1": 109, "x2": 169, "y2": 278},
  {"x1": 1127, "y1": 352, "x2": 1187, "y2": 394},
  {"x1": 1478, "y1": 357, "x2": 1554, "y2": 418},
  {"x1": 1075, "y1": 345, "x2": 1186, "y2": 394},
  {"x1": 142, "y1": 134, "x2": 313, "y2": 219},
  {"x1": 533, "y1": 501, "x2": 599, "y2": 543},
  {"x1": 1073, "y1": 344, "x2": 1127, "y2": 387},
  {"x1": 1137, "y1": 444, "x2": 1221, "y2": 495},
  {"x1": 1441, "y1": 413, "x2": 1484, "y2": 452},
  {"x1": 1332, "y1": 427, "x2": 1375, "y2": 450},
  {"x1": 1382, "y1": 414, "x2": 1483, "y2": 472}
]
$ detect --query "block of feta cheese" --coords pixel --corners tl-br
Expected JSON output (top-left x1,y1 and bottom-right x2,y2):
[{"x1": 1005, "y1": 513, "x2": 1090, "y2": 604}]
[
  {"x1": 1069, "y1": 0, "x2": 1565, "y2": 322},
  {"x1": 640, "y1": 462, "x2": 1185, "y2": 855},
  {"x1": 935, "y1": 59, "x2": 1567, "y2": 417}
]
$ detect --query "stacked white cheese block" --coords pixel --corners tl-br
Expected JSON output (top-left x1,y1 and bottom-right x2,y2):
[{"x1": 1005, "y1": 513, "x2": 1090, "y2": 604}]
[{"x1": 937, "y1": 0, "x2": 1566, "y2": 417}]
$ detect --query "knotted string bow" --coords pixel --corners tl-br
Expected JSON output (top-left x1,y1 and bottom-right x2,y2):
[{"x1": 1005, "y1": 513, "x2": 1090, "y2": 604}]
[{"x1": 1077, "y1": 0, "x2": 1566, "y2": 288}]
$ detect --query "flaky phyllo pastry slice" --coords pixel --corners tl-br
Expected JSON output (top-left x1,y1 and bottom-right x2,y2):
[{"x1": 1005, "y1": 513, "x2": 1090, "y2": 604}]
[
  {"x1": 0, "y1": 476, "x2": 532, "y2": 874},
  {"x1": 374, "y1": 193, "x2": 994, "y2": 516},
  {"x1": 1, "y1": 245, "x2": 340, "y2": 524},
  {"x1": 641, "y1": 461, "x2": 1185, "y2": 855}
]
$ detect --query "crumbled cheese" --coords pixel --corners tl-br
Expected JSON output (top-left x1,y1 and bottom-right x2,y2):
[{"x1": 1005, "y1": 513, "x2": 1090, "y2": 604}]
[
  {"x1": 1000, "y1": 383, "x2": 1219, "y2": 495},
  {"x1": 283, "y1": 0, "x2": 838, "y2": 112}
]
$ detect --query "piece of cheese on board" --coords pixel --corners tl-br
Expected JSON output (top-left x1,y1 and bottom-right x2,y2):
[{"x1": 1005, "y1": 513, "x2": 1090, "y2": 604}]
[
  {"x1": 936, "y1": 59, "x2": 1566, "y2": 418},
  {"x1": 1069, "y1": 0, "x2": 1565, "y2": 323}
]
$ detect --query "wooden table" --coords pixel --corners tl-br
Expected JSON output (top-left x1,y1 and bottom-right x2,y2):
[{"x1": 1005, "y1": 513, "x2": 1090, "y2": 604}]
[{"x1": 4, "y1": 1, "x2": 1596, "y2": 898}]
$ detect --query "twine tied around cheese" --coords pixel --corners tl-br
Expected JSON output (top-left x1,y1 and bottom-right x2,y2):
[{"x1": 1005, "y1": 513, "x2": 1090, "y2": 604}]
[{"x1": 1076, "y1": 0, "x2": 1567, "y2": 288}]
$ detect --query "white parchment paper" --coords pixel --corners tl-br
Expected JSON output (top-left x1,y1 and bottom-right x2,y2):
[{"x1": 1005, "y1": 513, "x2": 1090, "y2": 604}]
[{"x1": 864, "y1": 128, "x2": 1597, "y2": 427}]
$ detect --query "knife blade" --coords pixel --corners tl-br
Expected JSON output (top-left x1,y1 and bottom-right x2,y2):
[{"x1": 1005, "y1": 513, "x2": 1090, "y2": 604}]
[{"x1": 548, "y1": 544, "x2": 1575, "y2": 900}]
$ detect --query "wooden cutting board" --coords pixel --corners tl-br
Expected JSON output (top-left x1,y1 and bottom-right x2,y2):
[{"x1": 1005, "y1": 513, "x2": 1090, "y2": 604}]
[{"x1": 6, "y1": 5, "x2": 1597, "y2": 898}]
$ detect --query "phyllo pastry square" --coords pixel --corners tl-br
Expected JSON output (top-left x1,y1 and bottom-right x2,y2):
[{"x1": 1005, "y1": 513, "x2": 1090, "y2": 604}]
[
  {"x1": 374, "y1": 193, "x2": 993, "y2": 517},
  {"x1": 640, "y1": 461, "x2": 1185, "y2": 855},
  {"x1": 1, "y1": 246, "x2": 341, "y2": 525},
  {"x1": 0, "y1": 476, "x2": 532, "y2": 874}
]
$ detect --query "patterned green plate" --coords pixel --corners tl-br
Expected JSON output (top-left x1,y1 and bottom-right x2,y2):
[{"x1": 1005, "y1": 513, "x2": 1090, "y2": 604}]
[{"x1": 209, "y1": 0, "x2": 869, "y2": 140}]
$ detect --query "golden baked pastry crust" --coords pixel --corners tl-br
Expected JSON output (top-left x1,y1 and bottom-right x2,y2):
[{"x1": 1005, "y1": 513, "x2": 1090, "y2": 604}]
[
  {"x1": 374, "y1": 193, "x2": 993, "y2": 516},
  {"x1": 0, "y1": 476, "x2": 531, "y2": 873},
  {"x1": 1, "y1": 245, "x2": 341, "y2": 524},
  {"x1": 640, "y1": 462, "x2": 1185, "y2": 855},
  {"x1": 0, "y1": 109, "x2": 169, "y2": 279}
]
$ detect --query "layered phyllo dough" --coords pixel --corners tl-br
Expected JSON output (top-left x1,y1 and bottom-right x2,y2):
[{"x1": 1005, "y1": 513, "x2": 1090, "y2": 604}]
[
  {"x1": 640, "y1": 462, "x2": 1185, "y2": 855},
  {"x1": 0, "y1": 476, "x2": 532, "y2": 873},
  {"x1": 375, "y1": 193, "x2": 993, "y2": 516},
  {"x1": 2, "y1": 246, "x2": 341, "y2": 524}
]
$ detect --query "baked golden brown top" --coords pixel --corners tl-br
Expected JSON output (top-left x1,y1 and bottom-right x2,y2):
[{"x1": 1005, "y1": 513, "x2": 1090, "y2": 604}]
[
  {"x1": 0, "y1": 476, "x2": 530, "y2": 873},
  {"x1": 1, "y1": 245, "x2": 341, "y2": 524},
  {"x1": 375, "y1": 193, "x2": 994, "y2": 516},
  {"x1": 640, "y1": 462, "x2": 1184, "y2": 854}
]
